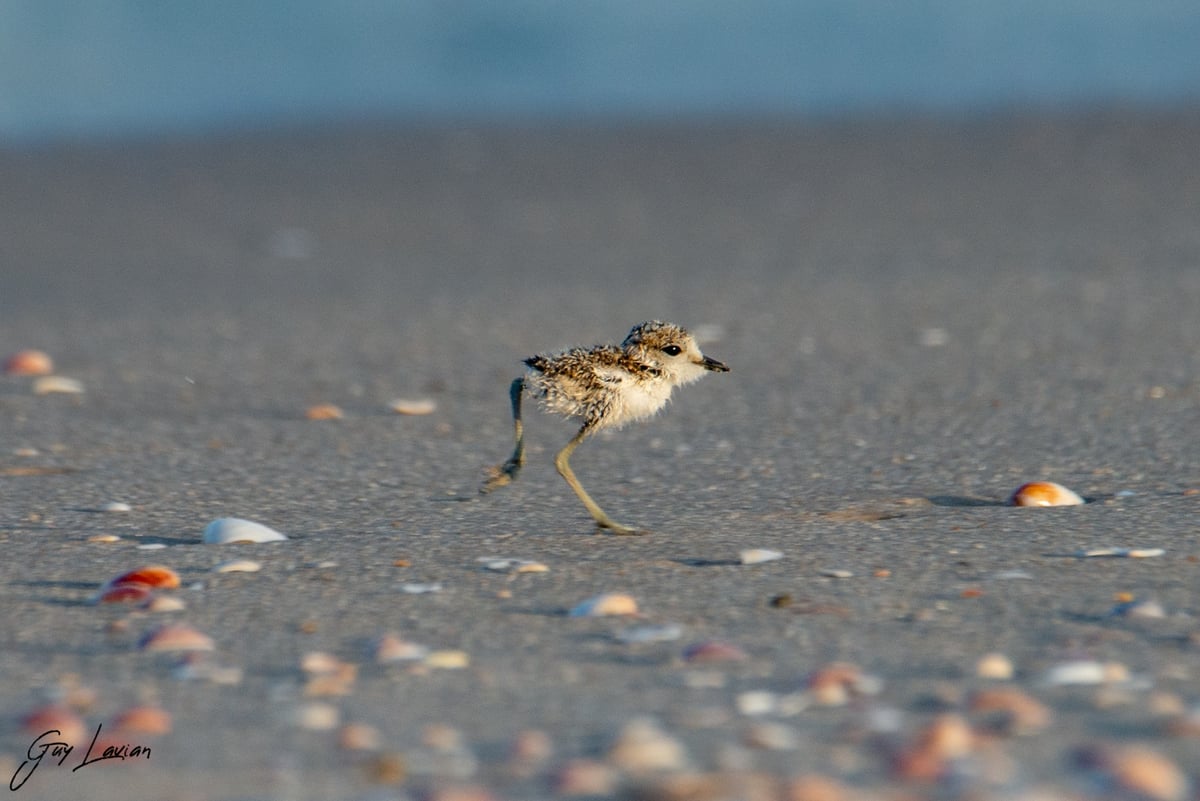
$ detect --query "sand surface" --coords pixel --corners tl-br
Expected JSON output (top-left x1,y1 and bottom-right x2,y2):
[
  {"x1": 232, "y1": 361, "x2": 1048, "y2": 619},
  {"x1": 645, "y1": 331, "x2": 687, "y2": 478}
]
[{"x1": 1, "y1": 112, "x2": 1199, "y2": 800}]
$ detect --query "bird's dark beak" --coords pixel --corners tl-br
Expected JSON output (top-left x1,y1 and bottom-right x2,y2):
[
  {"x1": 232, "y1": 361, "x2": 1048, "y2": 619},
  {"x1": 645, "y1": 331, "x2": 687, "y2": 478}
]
[{"x1": 700, "y1": 356, "x2": 729, "y2": 373}]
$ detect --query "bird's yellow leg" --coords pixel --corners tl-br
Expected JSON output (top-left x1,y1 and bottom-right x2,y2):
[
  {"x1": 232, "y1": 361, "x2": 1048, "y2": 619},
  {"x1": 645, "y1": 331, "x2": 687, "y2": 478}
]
[{"x1": 554, "y1": 425, "x2": 647, "y2": 535}]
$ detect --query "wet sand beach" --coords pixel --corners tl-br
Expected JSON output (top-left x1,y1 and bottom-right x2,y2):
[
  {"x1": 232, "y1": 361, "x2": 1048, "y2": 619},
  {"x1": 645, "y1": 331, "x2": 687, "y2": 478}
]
[{"x1": 1, "y1": 111, "x2": 1199, "y2": 800}]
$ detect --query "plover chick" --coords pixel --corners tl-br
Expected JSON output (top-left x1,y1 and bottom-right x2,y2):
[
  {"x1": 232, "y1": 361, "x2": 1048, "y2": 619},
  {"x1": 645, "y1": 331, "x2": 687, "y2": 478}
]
[{"x1": 482, "y1": 320, "x2": 729, "y2": 535}]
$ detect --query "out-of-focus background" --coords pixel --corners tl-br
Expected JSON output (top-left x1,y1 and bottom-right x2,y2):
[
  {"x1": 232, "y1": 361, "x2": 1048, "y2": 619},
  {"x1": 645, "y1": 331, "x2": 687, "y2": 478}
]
[{"x1": 3, "y1": 0, "x2": 1200, "y2": 142}]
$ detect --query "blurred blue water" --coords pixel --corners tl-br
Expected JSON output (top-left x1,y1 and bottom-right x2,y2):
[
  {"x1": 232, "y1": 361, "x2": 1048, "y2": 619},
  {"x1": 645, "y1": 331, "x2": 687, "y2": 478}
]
[{"x1": 2, "y1": 1, "x2": 1199, "y2": 141}]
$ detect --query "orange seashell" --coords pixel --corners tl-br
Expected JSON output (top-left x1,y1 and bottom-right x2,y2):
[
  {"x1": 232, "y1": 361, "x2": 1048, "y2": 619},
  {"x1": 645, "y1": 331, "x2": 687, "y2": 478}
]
[
  {"x1": 1008, "y1": 481, "x2": 1085, "y2": 507},
  {"x1": 113, "y1": 705, "x2": 172, "y2": 735},
  {"x1": 138, "y1": 623, "x2": 214, "y2": 652},
  {"x1": 97, "y1": 583, "x2": 154, "y2": 604},
  {"x1": 3, "y1": 349, "x2": 54, "y2": 376},
  {"x1": 103, "y1": 565, "x2": 181, "y2": 590},
  {"x1": 893, "y1": 714, "x2": 975, "y2": 781},
  {"x1": 1075, "y1": 745, "x2": 1188, "y2": 801},
  {"x1": 305, "y1": 403, "x2": 344, "y2": 420},
  {"x1": 969, "y1": 687, "x2": 1052, "y2": 734},
  {"x1": 568, "y1": 592, "x2": 639, "y2": 617},
  {"x1": 806, "y1": 662, "x2": 867, "y2": 707},
  {"x1": 21, "y1": 705, "x2": 87, "y2": 745}
]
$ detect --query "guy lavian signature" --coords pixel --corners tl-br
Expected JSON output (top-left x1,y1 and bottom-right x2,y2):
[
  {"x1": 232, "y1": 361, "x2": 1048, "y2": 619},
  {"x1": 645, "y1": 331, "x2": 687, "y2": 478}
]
[{"x1": 10, "y1": 724, "x2": 151, "y2": 792}]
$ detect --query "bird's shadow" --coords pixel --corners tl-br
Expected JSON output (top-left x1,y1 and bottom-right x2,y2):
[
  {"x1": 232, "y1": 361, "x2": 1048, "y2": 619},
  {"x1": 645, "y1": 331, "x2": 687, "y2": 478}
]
[{"x1": 927, "y1": 495, "x2": 1006, "y2": 507}]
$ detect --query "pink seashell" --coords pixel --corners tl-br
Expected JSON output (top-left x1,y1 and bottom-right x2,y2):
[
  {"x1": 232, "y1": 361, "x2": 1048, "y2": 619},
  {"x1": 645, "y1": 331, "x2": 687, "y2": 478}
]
[
  {"x1": 138, "y1": 624, "x2": 215, "y2": 652},
  {"x1": 3, "y1": 349, "x2": 54, "y2": 376},
  {"x1": 103, "y1": 565, "x2": 181, "y2": 590}
]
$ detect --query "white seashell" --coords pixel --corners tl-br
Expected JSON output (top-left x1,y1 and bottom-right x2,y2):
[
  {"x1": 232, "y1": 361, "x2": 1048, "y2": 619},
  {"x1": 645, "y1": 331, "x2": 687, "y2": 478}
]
[
  {"x1": 738, "y1": 549, "x2": 782, "y2": 565},
  {"x1": 820, "y1": 568, "x2": 854, "y2": 579},
  {"x1": 1078, "y1": 546, "x2": 1165, "y2": 558},
  {"x1": 975, "y1": 652, "x2": 1015, "y2": 680},
  {"x1": 292, "y1": 702, "x2": 340, "y2": 731},
  {"x1": 373, "y1": 633, "x2": 430, "y2": 663},
  {"x1": 608, "y1": 718, "x2": 689, "y2": 775},
  {"x1": 136, "y1": 543, "x2": 168, "y2": 550},
  {"x1": 477, "y1": 557, "x2": 548, "y2": 573},
  {"x1": 88, "y1": 534, "x2": 121, "y2": 543},
  {"x1": 424, "y1": 650, "x2": 470, "y2": 669},
  {"x1": 32, "y1": 375, "x2": 84, "y2": 395},
  {"x1": 202, "y1": 517, "x2": 288, "y2": 544},
  {"x1": 1042, "y1": 659, "x2": 1124, "y2": 687},
  {"x1": 100, "y1": 501, "x2": 132, "y2": 513},
  {"x1": 389, "y1": 397, "x2": 437, "y2": 416},
  {"x1": 1110, "y1": 599, "x2": 1166, "y2": 619},
  {"x1": 214, "y1": 559, "x2": 262, "y2": 573},
  {"x1": 735, "y1": 691, "x2": 778, "y2": 717},
  {"x1": 400, "y1": 582, "x2": 442, "y2": 594}
]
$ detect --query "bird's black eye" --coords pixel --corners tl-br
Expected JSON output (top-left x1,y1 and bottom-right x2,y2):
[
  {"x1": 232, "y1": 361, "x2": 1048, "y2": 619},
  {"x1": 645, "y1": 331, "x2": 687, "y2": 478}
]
[{"x1": 662, "y1": 345, "x2": 682, "y2": 356}]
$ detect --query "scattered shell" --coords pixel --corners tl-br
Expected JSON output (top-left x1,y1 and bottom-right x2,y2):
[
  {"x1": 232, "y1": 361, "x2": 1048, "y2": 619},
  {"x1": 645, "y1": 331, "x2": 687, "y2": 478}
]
[
  {"x1": 21, "y1": 705, "x2": 87, "y2": 745},
  {"x1": 103, "y1": 565, "x2": 181, "y2": 590},
  {"x1": 893, "y1": 713, "x2": 976, "y2": 781},
  {"x1": 401, "y1": 582, "x2": 443, "y2": 594},
  {"x1": 4, "y1": 349, "x2": 54, "y2": 376},
  {"x1": 805, "y1": 663, "x2": 878, "y2": 706},
  {"x1": 1008, "y1": 481, "x2": 1085, "y2": 507},
  {"x1": 615, "y1": 623, "x2": 683, "y2": 644},
  {"x1": 305, "y1": 403, "x2": 344, "y2": 420},
  {"x1": 554, "y1": 759, "x2": 619, "y2": 796},
  {"x1": 202, "y1": 517, "x2": 288, "y2": 544},
  {"x1": 969, "y1": 687, "x2": 1053, "y2": 735},
  {"x1": 33, "y1": 375, "x2": 85, "y2": 395},
  {"x1": 788, "y1": 774, "x2": 854, "y2": 801},
  {"x1": 292, "y1": 702, "x2": 340, "y2": 731},
  {"x1": 736, "y1": 691, "x2": 778, "y2": 717},
  {"x1": 1110, "y1": 598, "x2": 1166, "y2": 619},
  {"x1": 1042, "y1": 659, "x2": 1126, "y2": 687},
  {"x1": 424, "y1": 649, "x2": 470, "y2": 669},
  {"x1": 138, "y1": 623, "x2": 215, "y2": 652},
  {"x1": 1164, "y1": 704, "x2": 1200, "y2": 737},
  {"x1": 113, "y1": 705, "x2": 172, "y2": 735},
  {"x1": 142, "y1": 595, "x2": 186, "y2": 613},
  {"x1": 390, "y1": 397, "x2": 437, "y2": 416},
  {"x1": 215, "y1": 559, "x2": 262, "y2": 573},
  {"x1": 136, "y1": 543, "x2": 168, "y2": 550},
  {"x1": 88, "y1": 534, "x2": 121, "y2": 543},
  {"x1": 100, "y1": 501, "x2": 132, "y2": 513},
  {"x1": 819, "y1": 568, "x2": 854, "y2": 579},
  {"x1": 1073, "y1": 744, "x2": 1189, "y2": 801},
  {"x1": 744, "y1": 722, "x2": 800, "y2": 750},
  {"x1": 300, "y1": 651, "x2": 344, "y2": 674},
  {"x1": 608, "y1": 718, "x2": 689, "y2": 775},
  {"x1": 508, "y1": 729, "x2": 553, "y2": 777},
  {"x1": 372, "y1": 632, "x2": 430, "y2": 663},
  {"x1": 1077, "y1": 546, "x2": 1165, "y2": 558},
  {"x1": 478, "y1": 557, "x2": 549, "y2": 573},
  {"x1": 339, "y1": 722, "x2": 383, "y2": 751},
  {"x1": 739, "y1": 548, "x2": 783, "y2": 565},
  {"x1": 305, "y1": 664, "x2": 358, "y2": 697},
  {"x1": 364, "y1": 752, "x2": 407, "y2": 784},
  {"x1": 976, "y1": 652, "x2": 1015, "y2": 680},
  {"x1": 682, "y1": 640, "x2": 748, "y2": 664},
  {"x1": 568, "y1": 592, "x2": 639, "y2": 617}
]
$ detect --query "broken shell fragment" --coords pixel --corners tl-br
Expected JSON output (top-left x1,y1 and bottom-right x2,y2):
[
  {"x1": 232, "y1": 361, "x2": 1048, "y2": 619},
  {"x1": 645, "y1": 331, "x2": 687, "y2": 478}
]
[
  {"x1": 739, "y1": 548, "x2": 783, "y2": 565},
  {"x1": 568, "y1": 593, "x2": 639, "y2": 617},
  {"x1": 1008, "y1": 481, "x2": 1085, "y2": 507},
  {"x1": 33, "y1": 375, "x2": 84, "y2": 395},
  {"x1": 214, "y1": 559, "x2": 262, "y2": 573},
  {"x1": 390, "y1": 397, "x2": 437, "y2": 415},
  {"x1": 305, "y1": 403, "x2": 344, "y2": 420},
  {"x1": 975, "y1": 652, "x2": 1015, "y2": 680},
  {"x1": 372, "y1": 632, "x2": 430, "y2": 664},
  {"x1": 138, "y1": 623, "x2": 215, "y2": 652},
  {"x1": 202, "y1": 517, "x2": 288, "y2": 544},
  {"x1": 4, "y1": 349, "x2": 54, "y2": 376}
]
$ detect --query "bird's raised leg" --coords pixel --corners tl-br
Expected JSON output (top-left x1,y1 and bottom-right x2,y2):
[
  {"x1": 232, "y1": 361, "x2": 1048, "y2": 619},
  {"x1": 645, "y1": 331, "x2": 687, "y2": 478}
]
[
  {"x1": 554, "y1": 424, "x2": 647, "y2": 535},
  {"x1": 481, "y1": 377, "x2": 526, "y2": 493}
]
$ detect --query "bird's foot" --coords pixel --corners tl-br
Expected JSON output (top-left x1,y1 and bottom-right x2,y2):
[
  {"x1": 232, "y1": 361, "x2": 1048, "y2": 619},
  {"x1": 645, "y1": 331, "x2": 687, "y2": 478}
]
[
  {"x1": 481, "y1": 459, "x2": 522, "y2": 494},
  {"x1": 596, "y1": 521, "x2": 651, "y2": 536}
]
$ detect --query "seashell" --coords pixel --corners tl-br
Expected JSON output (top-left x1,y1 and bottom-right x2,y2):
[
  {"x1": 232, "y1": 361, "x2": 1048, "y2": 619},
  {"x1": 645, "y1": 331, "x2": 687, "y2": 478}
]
[
  {"x1": 608, "y1": 718, "x2": 689, "y2": 775},
  {"x1": 969, "y1": 687, "x2": 1052, "y2": 734},
  {"x1": 739, "y1": 548, "x2": 783, "y2": 565},
  {"x1": 568, "y1": 592, "x2": 639, "y2": 617},
  {"x1": 214, "y1": 559, "x2": 262, "y2": 573},
  {"x1": 103, "y1": 565, "x2": 181, "y2": 590},
  {"x1": 96, "y1": 583, "x2": 154, "y2": 604},
  {"x1": 477, "y1": 557, "x2": 548, "y2": 573},
  {"x1": 1041, "y1": 659, "x2": 1119, "y2": 687},
  {"x1": 338, "y1": 722, "x2": 383, "y2": 751},
  {"x1": 893, "y1": 714, "x2": 975, "y2": 781},
  {"x1": 112, "y1": 705, "x2": 172, "y2": 735},
  {"x1": 1110, "y1": 598, "x2": 1166, "y2": 619},
  {"x1": 304, "y1": 664, "x2": 357, "y2": 697},
  {"x1": 805, "y1": 662, "x2": 877, "y2": 706},
  {"x1": 202, "y1": 517, "x2": 288, "y2": 544},
  {"x1": 389, "y1": 397, "x2": 437, "y2": 416},
  {"x1": 138, "y1": 623, "x2": 215, "y2": 652},
  {"x1": 100, "y1": 501, "x2": 132, "y2": 513},
  {"x1": 400, "y1": 582, "x2": 442, "y2": 594},
  {"x1": 507, "y1": 729, "x2": 553, "y2": 777},
  {"x1": 975, "y1": 652, "x2": 1014, "y2": 680},
  {"x1": 372, "y1": 632, "x2": 430, "y2": 663},
  {"x1": 141, "y1": 595, "x2": 186, "y2": 613},
  {"x1": 1073, "y1": 745, "x2": 1188, "y2": 801},
  {"x1": 553, "y1": 760, "x2": 619, "y2": 797},
  {"x1": 735, "y1": 691, "x2": 778, "y2": 717},
  {"x1": 33, "y1": 375, "x2": 84, "y2": 395},
  {"x1": 300, "y1": 651, "x2": 344, "y2": 675},
  {"x1": 424, "y1": 650, "x2": 470, "y2": 669},
  {"x1": 819, "y1": 568, "x2": 854, "y2": 579},
  {"x1": 4, "y1": 349, "x2": 54, "y2": 376},
  {"x1": 305, "y1": 403, "x2": 344, "y2": 420},
  {"x1": 21, "y1": 705, "x2": 87, "y2": 745},
  {"x1": 1078, "y1": 546, "x2": 1165, "y2": 558},
  {"x1": 88, "y1": 534, "x2": 121, "y2": 543},
  {"x1": 682, "y1": 640, "x2": 748, "y2": 664},
  {"x1": 292, "y1": 702, "x2": 340, "y2": 731},
  {"x1": 136, "y1": 543, "x2": 167, "y2": 550},
  {"x1": 1008, "y1": 481, "x2": 1085, "y2": 507}
]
